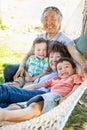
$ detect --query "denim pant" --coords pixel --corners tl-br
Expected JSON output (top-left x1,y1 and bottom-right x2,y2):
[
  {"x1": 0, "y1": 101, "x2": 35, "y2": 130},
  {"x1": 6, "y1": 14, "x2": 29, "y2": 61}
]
[
  {"x1": 0, "y1": 84, "x2": 45, "y2": 108},
  {"x1": 4, "y1": 64, "x2": 19, "y2": 82}
]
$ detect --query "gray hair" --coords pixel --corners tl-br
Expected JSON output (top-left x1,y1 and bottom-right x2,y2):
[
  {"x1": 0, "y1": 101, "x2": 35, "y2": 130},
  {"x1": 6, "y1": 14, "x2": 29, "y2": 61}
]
[{"x1": 41, "y1": 6, "x2": 63, "y2": 22}]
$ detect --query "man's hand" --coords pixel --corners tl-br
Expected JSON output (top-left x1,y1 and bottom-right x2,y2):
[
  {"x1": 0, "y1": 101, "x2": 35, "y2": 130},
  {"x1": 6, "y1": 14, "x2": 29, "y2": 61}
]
[{"x1": 13, "y1": 66, "x2": 25, "y2": 80}]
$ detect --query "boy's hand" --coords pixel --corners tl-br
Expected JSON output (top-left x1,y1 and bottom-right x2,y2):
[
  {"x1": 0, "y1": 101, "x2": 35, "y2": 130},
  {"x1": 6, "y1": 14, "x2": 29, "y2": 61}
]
[
  {"x1": 55, "y1": 97, "x2": 67, "y2": 104},
  {"x1": 81, "y1": 65, "x2": 87, "y2": 79}
]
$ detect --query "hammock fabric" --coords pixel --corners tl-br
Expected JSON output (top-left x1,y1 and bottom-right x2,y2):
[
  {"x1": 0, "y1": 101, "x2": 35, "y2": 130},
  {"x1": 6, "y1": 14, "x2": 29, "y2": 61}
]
[{"x1": 0, "y1": 80, "x2": 87, "y2": 130}]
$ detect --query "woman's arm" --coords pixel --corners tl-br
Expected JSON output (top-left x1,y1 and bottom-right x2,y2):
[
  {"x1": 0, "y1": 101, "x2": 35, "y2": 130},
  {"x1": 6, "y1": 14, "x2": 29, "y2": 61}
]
[{"x1": 23, "y1": 82, "x2": 46, "y2": 90}]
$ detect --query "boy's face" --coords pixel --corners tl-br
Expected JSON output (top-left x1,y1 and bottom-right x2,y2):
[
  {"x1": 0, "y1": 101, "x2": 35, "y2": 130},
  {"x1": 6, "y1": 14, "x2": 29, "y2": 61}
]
[
  {"x1": 49, "y1": 52, "x2": 61, "y2": 71},
  {"x1": 34, "y1": 42, "x2": 47, "y2": 59},
  {"x1": 57, "y1": 61, "x2": 76, "y2": 79}
]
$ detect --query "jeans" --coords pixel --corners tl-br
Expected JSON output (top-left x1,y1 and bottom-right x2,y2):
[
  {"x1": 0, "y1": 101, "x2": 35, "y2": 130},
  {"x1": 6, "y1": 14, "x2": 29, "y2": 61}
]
[
  {"x1": 0, "y1": 84, "x2": 45, "y2": 108},
  {"x1": 4, "y1": 64, "x2": 19, "y2": 82}
]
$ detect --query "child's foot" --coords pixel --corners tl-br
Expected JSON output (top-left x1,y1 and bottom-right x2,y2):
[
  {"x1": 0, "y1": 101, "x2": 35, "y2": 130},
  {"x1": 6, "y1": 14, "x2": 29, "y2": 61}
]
[{"x1": 8, "y1": 81, "x2": 21, "y2": 88}]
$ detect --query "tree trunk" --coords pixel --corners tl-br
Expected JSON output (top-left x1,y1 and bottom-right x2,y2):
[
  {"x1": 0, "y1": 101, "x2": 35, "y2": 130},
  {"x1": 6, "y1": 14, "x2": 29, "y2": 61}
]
[{"x1": 82, "y1": 0, "x2": 87, "y2": 33}]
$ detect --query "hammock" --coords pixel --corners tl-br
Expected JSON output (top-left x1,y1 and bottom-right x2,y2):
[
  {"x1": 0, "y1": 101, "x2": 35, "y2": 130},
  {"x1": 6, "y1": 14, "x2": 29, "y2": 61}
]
[{"x1": 0, "y1": 80, "x2": 87, "y2": 130}]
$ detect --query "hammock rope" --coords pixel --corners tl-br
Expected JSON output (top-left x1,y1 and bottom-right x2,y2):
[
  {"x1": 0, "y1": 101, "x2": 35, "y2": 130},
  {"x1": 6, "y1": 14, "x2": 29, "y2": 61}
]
[{"x1": 0, "y1": 80, "x2": 87, "y2": 130}]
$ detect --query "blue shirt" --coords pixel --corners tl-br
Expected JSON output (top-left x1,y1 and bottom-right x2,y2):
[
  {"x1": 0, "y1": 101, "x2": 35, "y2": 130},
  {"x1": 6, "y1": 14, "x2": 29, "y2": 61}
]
[{"x1": 38, "y1": 31, "x2": 74, "y2": 46}]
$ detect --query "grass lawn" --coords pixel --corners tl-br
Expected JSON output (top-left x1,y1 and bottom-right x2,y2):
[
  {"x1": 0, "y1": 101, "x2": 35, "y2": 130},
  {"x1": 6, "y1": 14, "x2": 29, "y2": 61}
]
[{"x1": 0, "y1": 30, "x2": 87, "y2": 130}]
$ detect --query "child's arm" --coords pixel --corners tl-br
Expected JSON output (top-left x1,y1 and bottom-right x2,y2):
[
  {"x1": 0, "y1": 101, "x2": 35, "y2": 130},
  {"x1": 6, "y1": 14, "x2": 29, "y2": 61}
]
[
  {"x1": 30, "y1": 70, "x2": 47, "y2": 81},
  {"x1": 23, "y1": 82, "x2": 46, "y2": 90},
  {"x1": 25, "y1": 70, "x2": 47, "y2": 82}
]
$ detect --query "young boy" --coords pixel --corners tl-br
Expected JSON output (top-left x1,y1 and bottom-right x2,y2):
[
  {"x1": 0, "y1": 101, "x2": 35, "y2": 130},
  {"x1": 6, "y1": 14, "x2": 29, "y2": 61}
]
[
  {"x1": 9, "y1": 37, "x2": 48, "y2": 88},
  {"x1": 0, "y1": 57, "x2": 83, "y2": 122}
]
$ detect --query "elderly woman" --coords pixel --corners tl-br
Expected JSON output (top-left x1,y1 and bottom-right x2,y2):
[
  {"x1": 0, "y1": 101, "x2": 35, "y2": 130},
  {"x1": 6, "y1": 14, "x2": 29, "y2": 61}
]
[{"x1": 4, "y1": 6, "x2": 86, "y2": 82}]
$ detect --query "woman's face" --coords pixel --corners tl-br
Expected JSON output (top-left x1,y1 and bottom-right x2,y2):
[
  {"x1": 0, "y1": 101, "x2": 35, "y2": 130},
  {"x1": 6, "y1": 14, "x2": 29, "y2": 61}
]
[
  {"x1": 49, "y1": 52, "x2": 61, "y2": 71},
  {"x1": 42, "y1": 10, "x2": 60, "y2": 37}
]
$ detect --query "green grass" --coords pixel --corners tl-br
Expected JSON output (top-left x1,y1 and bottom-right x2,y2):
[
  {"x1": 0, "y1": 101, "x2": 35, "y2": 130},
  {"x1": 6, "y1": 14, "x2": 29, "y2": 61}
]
[
  {"x1": 0, "y1": 32, "x2": 87, "y2": 130},
  {"x1": 64, "y1": 103, "x2": 87, "y2": 130},
  {"x1": 0, "y1": 43, "x2": 23, "y2": 83}
]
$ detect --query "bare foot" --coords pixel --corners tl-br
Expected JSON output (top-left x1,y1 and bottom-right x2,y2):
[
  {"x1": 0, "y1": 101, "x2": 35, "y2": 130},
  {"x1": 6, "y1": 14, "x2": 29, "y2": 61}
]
[{"x1": 8, "y1": 81, "x2": 21, "y2": 88}]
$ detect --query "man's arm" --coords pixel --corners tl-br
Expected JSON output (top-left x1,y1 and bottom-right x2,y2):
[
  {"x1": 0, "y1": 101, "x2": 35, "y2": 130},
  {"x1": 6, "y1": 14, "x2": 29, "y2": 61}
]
[
  {"x1": 13, "y1": 49, "x2": 34, "y2": 80},
  {"x1": 20, "y1": 49, "x2": 34, "y2": 68},
  {"x1": 67, "y1": 43, "x2": 86, "y2": 67}
]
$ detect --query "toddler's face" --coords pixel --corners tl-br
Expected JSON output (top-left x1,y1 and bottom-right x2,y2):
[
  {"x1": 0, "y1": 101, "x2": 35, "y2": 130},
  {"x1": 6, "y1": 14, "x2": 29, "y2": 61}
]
[{"x1": 34, "y1": 42, "x2": 47, "y2": 59}]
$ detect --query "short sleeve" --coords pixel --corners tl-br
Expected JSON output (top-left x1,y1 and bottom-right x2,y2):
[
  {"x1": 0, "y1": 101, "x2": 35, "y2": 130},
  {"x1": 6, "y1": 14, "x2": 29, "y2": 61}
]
[
  {"x1": 45, "y1": 79, "x2": 53, "y2": 87},
  {"x1": 73, "y1": 75, "x2": 83, "y2": 85}
]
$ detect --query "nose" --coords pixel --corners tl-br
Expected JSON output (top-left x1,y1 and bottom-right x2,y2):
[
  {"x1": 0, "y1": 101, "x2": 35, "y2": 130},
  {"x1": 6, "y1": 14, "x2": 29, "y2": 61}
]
[
  {"x1": 46, "y1": 18, "x2": 52, "y2": 24},
  {"x1": 53, "y1": 56, "x2": 57, "y2": 62},
  {"x1": 40, "y1": 50, "x2": 44, "y2": 55}
]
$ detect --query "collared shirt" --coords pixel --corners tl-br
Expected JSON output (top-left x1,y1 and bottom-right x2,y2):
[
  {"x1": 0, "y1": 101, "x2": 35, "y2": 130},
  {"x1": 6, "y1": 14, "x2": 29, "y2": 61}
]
[
  {"x1": 26, "y1": 55, "x2": 48, "y2": 76},
  {"x1": 38, "y1": 31, "x2": 74, "y2": 46},
  {"x1": 45, "y1": 74, "x2": 83, "y2": 96},
  {"x1": 30, "y1": 31, "x2": 74, "y2": 50}
]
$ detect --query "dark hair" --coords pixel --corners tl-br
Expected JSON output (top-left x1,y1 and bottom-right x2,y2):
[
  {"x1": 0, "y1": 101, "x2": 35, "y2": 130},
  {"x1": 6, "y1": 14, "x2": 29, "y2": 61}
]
[
  {"x1": 57, "y1": 57, "x2": 76, "y2": 69},
  {"x1": 33, "y1": 37, "x2": 48, "y2": 47},
  {"x1": 41, "y1": 6, "x2": 63, "y2": 22},
  {"x1": 48, "y1": 41, "x2": 71, "y2": 58}
]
